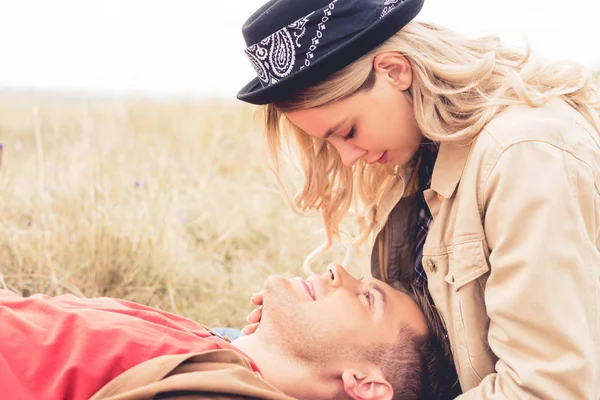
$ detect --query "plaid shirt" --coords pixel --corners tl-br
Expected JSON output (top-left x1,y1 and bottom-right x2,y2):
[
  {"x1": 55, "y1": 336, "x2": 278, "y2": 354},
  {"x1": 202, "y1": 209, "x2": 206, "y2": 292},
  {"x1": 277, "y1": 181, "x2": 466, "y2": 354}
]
[{"x1": 414, "y1": 142, "x2": 438, "y2": 288}]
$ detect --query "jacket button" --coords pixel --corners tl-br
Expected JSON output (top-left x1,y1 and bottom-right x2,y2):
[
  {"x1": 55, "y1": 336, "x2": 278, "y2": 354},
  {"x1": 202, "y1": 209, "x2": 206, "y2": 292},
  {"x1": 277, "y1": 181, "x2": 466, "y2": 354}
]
[{"x1": 425, "y1": 259, "x2": 436, "y2": 273}]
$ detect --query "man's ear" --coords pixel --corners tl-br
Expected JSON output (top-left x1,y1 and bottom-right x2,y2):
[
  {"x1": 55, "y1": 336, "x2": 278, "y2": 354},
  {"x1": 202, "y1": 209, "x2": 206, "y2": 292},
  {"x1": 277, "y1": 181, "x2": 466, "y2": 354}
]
[
  {"x1": 373, "y1": 52, "x2": 412, "y2": 91},
  {"x1": 341, "y1": 368, "x2": 393, "y2": 400}
]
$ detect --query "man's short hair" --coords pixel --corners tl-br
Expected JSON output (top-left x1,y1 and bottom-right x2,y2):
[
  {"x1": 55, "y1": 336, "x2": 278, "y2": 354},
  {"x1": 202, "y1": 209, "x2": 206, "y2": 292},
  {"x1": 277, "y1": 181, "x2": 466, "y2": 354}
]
[
  {"x1": 363, "y1": 283, "x2": 462, "y2": 400},
  {"x1": 363, "y1": 326, "x2": 427, "y2": 400}
]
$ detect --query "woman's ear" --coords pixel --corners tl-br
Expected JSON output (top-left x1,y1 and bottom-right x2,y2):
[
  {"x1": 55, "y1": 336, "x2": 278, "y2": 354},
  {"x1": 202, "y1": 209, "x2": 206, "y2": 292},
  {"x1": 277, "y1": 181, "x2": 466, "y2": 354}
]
[
  {"x1": 373, "y1": 52, "x2": 412, "y2": 90},
  {"x1": 341, "y1": 368, "x2": 393, "y2": 400}
]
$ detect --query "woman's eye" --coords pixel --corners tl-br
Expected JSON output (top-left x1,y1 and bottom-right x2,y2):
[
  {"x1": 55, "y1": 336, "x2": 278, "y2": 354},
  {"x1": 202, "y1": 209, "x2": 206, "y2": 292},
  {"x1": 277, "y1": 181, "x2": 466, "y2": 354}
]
[{"x1": 343, "y1": 126, "x2": 356, "y2": 141}]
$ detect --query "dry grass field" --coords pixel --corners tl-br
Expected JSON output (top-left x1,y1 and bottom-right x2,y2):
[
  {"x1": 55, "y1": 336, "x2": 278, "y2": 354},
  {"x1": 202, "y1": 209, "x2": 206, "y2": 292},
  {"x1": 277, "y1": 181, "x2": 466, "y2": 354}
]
[
  {"x1": 0, "y1": 91, "x2": 363, "y2": 329},
  {"x1": 1, "y1": 74, "x2": 598, "y2": 328}
]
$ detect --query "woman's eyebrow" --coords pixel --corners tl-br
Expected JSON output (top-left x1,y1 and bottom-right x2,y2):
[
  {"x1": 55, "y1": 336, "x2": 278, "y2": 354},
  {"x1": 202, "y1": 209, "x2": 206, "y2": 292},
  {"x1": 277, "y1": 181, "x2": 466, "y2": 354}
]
[{"x1": 323, "y1": 118, "x2": 347, "y2": 139}]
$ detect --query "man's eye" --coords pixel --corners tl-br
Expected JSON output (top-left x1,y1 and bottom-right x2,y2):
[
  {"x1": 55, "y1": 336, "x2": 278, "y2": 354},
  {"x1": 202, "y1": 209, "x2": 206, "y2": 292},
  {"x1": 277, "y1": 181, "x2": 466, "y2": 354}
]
[
  {"x1": 364, "y1": 291, "x2": 372, "y2": 307},
  {"x1": 343, "y1": 126, "x2": 356, "y2": 141}
]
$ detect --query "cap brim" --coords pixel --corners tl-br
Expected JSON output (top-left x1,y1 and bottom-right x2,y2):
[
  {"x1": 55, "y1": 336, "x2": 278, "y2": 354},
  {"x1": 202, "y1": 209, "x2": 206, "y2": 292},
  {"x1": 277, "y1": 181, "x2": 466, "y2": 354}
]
[{"x1": 237, "y1": 78, "x2": 263, "y2": 101}]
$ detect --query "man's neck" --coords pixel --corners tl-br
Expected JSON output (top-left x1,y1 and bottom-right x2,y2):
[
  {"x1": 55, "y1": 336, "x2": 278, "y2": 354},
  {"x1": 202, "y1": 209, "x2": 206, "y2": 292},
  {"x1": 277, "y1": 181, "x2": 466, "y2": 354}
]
[{"x1": 232, "y1": 333, "x2": 338, "y2": 399}]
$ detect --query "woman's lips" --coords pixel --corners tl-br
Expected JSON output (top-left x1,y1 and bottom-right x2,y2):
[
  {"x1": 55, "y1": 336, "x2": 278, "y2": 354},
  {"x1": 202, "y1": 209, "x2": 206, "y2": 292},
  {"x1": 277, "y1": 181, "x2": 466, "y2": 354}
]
[{"x1": 376, "y1": 151, "x2": 388, "y2": 164}]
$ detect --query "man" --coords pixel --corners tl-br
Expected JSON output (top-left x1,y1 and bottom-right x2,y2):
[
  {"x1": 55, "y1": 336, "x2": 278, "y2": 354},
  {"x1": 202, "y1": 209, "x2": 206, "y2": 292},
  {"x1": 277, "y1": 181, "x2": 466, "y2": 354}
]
[{"x1": 0, "y1": 264, "x2": 444, "y2": 399}]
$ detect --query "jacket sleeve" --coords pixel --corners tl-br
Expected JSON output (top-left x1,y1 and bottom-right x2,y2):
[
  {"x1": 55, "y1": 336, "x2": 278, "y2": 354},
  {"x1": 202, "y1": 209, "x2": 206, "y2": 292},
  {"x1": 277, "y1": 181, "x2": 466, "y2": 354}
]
[{"x1": 457, "y1": 141, "x2": 600, "y2": 399}]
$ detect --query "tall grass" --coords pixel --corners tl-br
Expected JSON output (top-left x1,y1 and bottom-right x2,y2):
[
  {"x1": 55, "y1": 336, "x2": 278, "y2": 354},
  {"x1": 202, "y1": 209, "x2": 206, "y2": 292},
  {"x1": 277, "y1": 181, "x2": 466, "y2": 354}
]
[
  {"x1": 2, "y1": 73, "x2": 597, "y2": 327},
  {"x1": 0, "y1": 92, "x2": 361, "y2": 328}
]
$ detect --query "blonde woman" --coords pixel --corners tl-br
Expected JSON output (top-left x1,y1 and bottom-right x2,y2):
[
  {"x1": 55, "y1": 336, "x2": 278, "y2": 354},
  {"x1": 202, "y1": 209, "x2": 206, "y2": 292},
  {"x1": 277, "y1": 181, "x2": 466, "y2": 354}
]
[{"x1": 237, "y1": 0, "x2": 600, "y2": 398}]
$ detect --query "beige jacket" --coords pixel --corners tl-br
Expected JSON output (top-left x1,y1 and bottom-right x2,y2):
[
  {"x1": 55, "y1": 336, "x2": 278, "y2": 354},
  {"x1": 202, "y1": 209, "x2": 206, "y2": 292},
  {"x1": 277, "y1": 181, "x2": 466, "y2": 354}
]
[
  {"x1": 371, "y1": 99, "x2": 600, "y2": 399},
  {"x1": 91, "y1": 349, "x2": 294, "y2": 400}
]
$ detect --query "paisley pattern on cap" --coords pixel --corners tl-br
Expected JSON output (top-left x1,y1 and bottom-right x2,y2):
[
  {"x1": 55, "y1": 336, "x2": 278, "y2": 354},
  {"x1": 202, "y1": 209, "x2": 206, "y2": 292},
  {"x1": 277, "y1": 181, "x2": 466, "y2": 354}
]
[
  {"x1": 381, "y1": 0, "x2": 406, "y2": 18},
  {"x1": 245, "y1": 11, "x2": 317, "y2": 86},
  {"x1": 245, "y1": 0, "x2": 406, "y2": 88}
]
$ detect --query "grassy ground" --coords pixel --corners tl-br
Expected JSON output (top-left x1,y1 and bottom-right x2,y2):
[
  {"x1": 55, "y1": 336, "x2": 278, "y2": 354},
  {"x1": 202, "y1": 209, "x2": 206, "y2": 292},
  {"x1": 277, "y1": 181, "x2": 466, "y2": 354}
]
[{"x1": 0, "y1": 92, "x2": 362, "y2": 329}]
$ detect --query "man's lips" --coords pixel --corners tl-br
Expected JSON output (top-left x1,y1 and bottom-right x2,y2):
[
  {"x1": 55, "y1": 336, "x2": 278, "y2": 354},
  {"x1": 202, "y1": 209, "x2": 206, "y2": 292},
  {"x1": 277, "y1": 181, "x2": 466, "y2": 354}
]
[{"x1": 294, "y1": 277, "x2": 316, "y2": 300}]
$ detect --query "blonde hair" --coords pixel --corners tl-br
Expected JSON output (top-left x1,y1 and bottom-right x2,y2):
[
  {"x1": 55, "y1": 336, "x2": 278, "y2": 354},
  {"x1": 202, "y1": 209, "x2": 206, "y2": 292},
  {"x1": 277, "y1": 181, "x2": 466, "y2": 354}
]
[{"x1": 261, "y1": 21, "x2": 600, "y2": 268}]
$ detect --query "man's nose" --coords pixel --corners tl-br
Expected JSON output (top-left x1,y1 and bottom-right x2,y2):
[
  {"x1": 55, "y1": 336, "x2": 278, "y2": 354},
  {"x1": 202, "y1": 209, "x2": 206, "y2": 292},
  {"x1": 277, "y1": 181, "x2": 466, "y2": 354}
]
[{"x1": 323, "y1": 263, "x2": 358, "y2": 290}]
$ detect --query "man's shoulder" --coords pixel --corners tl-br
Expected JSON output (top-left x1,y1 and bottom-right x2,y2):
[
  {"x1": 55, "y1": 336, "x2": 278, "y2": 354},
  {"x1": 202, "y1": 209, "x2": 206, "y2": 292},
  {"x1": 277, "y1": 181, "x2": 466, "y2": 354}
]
[{"x1": 90, "y1": 350, "x2": 294, "y2": 400}]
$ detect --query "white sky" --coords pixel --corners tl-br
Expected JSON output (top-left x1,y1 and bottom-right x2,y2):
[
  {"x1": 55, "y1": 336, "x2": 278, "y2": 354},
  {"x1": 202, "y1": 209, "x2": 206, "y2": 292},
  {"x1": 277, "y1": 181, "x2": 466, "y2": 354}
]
[{"x1": 0, "y1": 0, "x2": 598, "y2": 98}]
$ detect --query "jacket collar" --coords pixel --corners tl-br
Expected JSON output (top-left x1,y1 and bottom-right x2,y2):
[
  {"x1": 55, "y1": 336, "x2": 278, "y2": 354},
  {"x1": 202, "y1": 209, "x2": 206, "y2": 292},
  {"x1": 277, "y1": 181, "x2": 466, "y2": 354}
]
[
  {"x1": 368, "y1": 139, "x2": 473, "y2": 252},
  {"x1": 430, "y1": 140, "x2": 473, "y2": 199}
]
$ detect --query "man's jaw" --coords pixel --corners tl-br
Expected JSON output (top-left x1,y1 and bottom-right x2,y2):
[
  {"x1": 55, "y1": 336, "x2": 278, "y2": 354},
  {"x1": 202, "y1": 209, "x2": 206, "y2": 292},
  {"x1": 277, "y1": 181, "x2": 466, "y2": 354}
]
[{"x1": 231, "y1": 331, "x2": 344, "y2": 400}]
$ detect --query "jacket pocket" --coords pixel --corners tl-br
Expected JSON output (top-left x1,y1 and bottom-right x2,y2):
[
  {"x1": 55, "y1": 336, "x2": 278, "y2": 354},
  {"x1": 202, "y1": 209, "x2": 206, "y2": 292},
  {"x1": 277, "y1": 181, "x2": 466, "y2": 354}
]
[{"x1": 446, "y1": 239, "x2": 495, "y2": 381}]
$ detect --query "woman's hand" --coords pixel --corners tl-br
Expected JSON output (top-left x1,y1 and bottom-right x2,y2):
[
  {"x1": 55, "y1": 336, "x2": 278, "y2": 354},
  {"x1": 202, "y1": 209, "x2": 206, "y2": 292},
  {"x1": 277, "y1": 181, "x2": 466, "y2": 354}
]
[{"x1": 241, "y1": 290, "x2": 263, "y2": 335}]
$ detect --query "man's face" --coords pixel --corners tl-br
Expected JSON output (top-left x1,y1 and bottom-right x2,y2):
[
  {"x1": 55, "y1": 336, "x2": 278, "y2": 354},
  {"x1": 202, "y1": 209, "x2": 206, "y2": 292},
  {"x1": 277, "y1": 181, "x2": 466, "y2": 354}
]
[{"x1": 258, "y1": 264, "x2": 428, "y2": 367}]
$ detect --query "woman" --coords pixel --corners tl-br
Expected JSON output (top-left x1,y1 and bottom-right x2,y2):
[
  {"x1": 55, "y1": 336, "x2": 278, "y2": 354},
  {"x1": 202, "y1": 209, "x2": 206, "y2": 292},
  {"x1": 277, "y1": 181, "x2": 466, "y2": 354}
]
[{"x1": 237, "y1": 0, "x2": 600, "y2": 398}]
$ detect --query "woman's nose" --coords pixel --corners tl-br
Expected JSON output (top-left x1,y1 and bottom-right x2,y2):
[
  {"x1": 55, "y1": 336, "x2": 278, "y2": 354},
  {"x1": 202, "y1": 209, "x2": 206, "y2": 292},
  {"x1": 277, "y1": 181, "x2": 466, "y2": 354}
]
[{"x1": 335, "y1": 142, "x2": 366, "y2": 167}]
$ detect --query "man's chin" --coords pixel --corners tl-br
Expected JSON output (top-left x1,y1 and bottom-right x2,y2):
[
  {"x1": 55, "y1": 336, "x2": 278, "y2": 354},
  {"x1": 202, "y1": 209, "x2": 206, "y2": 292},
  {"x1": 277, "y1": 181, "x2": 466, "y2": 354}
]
[
  {"x1": 260, "y1": 277, "x2": 307, "y2": 334},
  {"x1": 263, "y1": 274, "x2": 288, "y2": 288},
  {"x1": 263, "y1": 274, "x2": 310, "y2": 303},
  {"x1": 263, "y1": 275, "x2": 290, "y2": 303}
]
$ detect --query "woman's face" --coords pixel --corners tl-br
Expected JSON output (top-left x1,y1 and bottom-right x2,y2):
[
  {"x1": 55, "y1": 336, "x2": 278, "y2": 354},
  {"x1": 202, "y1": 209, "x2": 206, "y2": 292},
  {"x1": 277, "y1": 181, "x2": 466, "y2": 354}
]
[{"x1": 285, "y1": 54, "x2": 423, "y2": 167}]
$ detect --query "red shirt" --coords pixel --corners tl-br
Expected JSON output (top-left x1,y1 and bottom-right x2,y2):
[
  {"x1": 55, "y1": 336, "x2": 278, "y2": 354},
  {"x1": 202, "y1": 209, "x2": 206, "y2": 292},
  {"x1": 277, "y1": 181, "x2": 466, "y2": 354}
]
[{"x1": 0, "y1": 290, "x2": 257, "y2": 400}]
